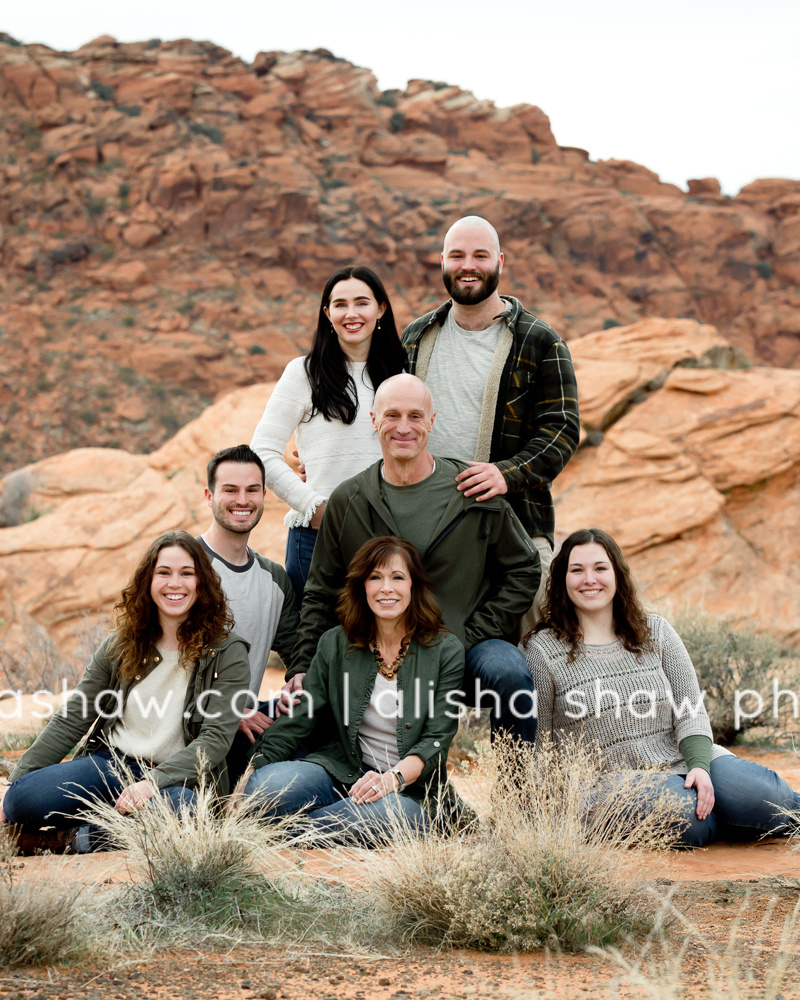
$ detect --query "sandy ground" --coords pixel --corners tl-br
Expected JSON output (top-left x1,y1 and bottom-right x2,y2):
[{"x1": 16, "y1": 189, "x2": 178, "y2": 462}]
[{"x1": 3, "y1": 712, "x2": 800, "y2": 997}]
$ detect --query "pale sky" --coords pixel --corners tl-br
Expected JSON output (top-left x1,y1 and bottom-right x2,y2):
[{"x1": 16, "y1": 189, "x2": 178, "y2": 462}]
[{"x1": 5, "y1": 0, "x2": 798, "y2": 195}]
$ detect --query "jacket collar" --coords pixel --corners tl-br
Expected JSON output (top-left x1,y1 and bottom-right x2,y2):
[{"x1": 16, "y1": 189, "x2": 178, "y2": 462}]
[{"x1": 423, "y1": 294, "x2": 521, "y2": 333}]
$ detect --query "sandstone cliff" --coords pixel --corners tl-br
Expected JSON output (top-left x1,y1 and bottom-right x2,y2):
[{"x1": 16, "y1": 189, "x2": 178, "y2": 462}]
[
  {"x1": 2, "y1": 317, "x2": 800, "y2": 681},
  {"x1": 1, "y1": 34, "x2": 798, "y2": 476}
]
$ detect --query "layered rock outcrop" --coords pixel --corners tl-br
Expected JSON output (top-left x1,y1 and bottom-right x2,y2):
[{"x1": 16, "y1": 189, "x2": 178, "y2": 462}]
[
  {"x1": 2, "y1": 318, "x2": 800, "y2": 680},
  {"x1": 0, "y1": 35, "x2": 798, "y2": 475}
]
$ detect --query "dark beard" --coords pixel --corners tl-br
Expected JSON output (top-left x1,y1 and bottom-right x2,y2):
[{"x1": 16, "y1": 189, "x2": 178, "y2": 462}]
[{"x1": 442, "y1": 264, "x2": 501, "y2": 305}]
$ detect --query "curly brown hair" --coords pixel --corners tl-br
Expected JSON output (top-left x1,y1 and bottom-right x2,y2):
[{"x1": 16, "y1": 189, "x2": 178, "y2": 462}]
[
  {"x1": 337, "y1": 536, "x2": 444, "y2": 648},
  {"x1": 112, "y1": 531, "x2": 234, "y2": 681},
  {"x1": 533, "y1": 528, "x2": 654, "y2": 662}
]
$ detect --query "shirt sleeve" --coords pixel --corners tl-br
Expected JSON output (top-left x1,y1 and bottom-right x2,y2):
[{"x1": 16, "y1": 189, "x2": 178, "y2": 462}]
[
  {"x1": 656, "y1": 616, "x2": 714, "y2": 745},
  {"x1": 679, "y1": 734, "x2": 712, "y2": 773},
  {"x1": 250, "y1": 358, "x2": 326, "y2": 522},
  {"x1": 523, "y1": 638, "x2": 555, "y2": 748},
  {"x1": 495, "y1": 339, "x2": 580, "y2": 494}
]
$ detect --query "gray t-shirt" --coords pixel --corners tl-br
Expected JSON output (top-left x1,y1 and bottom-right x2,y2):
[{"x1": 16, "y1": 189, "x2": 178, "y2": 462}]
[
  {"x1": 381, "y1": 462, "x2": 455, "y2": 556},
  {"x1": 199, "y1": 539, "x2": 294, "y2": 702},
  {"x1": 425, "y1": 310, "x2": 507, "y2": 460}
]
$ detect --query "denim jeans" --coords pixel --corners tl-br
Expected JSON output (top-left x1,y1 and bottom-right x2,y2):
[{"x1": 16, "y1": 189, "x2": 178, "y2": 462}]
[
  {"x1": 619, "y1": 754, "x2": 800, "y2": 847},
  {"x1": 3, "y1": 749, "x2": 196, "y2": 852},
  {"x1": 245, "y1": 759, "x2": 429, "y2": 846},
  {"x1": 285, "y1": 525, "x2": 318, "y2": 600},
  {"x1": 465, "y1": 639, "x2": 537, "y2": 744}
]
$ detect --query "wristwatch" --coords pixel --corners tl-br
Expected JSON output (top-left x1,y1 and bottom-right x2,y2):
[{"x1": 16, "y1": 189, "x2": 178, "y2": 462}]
[{"x1": 389, "y1": 768, "x2": 406, "y2": 791}]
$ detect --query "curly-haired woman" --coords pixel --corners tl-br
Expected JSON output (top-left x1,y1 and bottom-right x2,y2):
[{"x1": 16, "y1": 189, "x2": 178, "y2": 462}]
[
  {"x1": 523, "y1": 527, "x2": 800, "y2": 847},
  {"x1": 0, "y1": 531, "x2": 250, "y2": 853}
]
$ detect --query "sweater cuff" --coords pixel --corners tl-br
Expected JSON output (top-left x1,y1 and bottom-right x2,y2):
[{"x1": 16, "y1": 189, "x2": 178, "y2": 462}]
[{"x1": 679, "y1": 734, "x2": 712, "y2": 773}]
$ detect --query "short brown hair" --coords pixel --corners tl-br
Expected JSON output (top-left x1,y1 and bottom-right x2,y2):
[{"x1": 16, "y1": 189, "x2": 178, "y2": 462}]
[{"x1": 337, "y1": 536, "x2": 444, "y2": 647}]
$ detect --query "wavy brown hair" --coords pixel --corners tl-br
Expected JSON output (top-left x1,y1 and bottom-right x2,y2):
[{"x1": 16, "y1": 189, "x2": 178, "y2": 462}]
[
  {"x1": 533, "y1": 528, "x2": 654, "y2": 662},
  {"x1": 112, "y1": 531, "x2": 234, "y2": 681},
  {"x1": 337, "y1": 536, "x2": 444, "y2": 648}
]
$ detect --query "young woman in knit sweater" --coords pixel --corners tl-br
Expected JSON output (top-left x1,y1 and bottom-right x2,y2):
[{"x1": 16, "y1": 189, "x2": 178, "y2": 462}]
[
  {"x1": 523, "y1": 528, "x2": 800, "y2": 847},
  {"x1": 250, "y1": 265, "x2": 407, "y2": 599}
]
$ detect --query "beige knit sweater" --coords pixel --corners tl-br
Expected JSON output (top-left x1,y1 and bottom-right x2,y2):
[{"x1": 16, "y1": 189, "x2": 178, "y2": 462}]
[{"x1": 524, "y1": 615, "x2": 730, "y2": 774}]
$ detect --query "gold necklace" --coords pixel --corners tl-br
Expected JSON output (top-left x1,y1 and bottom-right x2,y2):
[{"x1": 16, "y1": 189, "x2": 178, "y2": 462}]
[{"x1": 370, "y1": 636, "x2": 410, "y2": 680}]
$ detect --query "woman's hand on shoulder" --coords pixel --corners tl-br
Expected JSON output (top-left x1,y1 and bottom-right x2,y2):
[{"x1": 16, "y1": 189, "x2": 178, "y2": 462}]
[
  {"x1": 114, "y1": 779, "x2": 157, "y2": 815},
  {"x1": 349, "y1": 769, "x2": 398, "y2": 805},
  {"x1": 684, "y1": 767, "x2": 715, "y2": 820}
]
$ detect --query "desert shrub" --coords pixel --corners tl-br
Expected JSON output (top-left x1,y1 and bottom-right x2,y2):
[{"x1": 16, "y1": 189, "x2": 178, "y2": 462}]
[
  {"x1": 82, "y1": 767, "x2": 353, "y2": 948},
  {"x1": 604, "y1": 318, "x2": 623, "y2": 329},
  {"x1": 90, "y1": 80, "x2": 115, "y2": 102},
  {"x1": 248, "y1": 344, "x2": 266, "y2": 355},
  {"x1": 0, "y1": 470, "x2": 33, "y2": 527},
  {"x1": 0, "y1": 864, "x2": 97, "y2": 967},
  {"x1": 359, "y1": 738, "x2": 682, "y2": 953},
  {"x1": 190, "y1": 122, "x2": 224, "y2": 144},
  {"x1": 376, "y1": 91, "x2": 398, "y2": 108},
  {"x1": 447, "y1": 709, "x2": 491, "y2": 765},
  {"x1": 753, "y1": 261, "x2": 773, "y2": 280},
  {"x1": 671, "y1": 610, "x2": 783, "y2": 744},
  {"x1": 388, "y1": 111, "x2": 406, "y2": 133}
]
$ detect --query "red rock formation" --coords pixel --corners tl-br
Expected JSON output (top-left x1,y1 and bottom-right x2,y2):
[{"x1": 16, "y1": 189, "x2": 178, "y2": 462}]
[
  {"x1": 0, "y1": 35, "x2": 798, "y2": 476},
  {"x1": 3, "y1": 318, "x2": 800, "y2": 675}
]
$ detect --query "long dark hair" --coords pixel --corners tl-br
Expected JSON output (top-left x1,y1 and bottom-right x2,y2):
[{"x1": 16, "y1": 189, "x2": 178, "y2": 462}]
[
  {"x1": 337, "y1": 536, "x2": 444, "y2": 648},
  {"x1": 534, "y1": 528, "x2": 653, "y2": 662},
  {"x1": 305, "y1": 265, "x2": 406, "y2": 423},
  {"x1": 112, "y1": 531, "x2": 234, "y2": 681}
]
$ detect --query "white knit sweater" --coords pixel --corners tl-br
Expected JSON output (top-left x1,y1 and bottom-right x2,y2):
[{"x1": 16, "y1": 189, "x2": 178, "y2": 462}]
[
  {"x1": 524, "y1": 615, "x2": 730, "y2": 774},
  {"x1": 250, "y1": 357, "x2": 382, "y2": 527}
]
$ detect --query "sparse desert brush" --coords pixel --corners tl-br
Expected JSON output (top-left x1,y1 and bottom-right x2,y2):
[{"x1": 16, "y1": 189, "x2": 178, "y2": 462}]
[
  {"x1": 79, "y1": 764, "x2": 355, "y2": 948},
  {"x1": 600, "y1": 894, "x2": 800, "y2": 1000},
  {"x1": 0, "y1": 824, "x2": 18, "y2": 863},
  {"x1": 0, "y1": 861, "x2": 101, "y2": 968},
  {"x1": 670, "y1": 609, "x2": 784, "y2": 745},
  {"x1": 358, "y1": 737, "x2": 684, "y2": 953}
]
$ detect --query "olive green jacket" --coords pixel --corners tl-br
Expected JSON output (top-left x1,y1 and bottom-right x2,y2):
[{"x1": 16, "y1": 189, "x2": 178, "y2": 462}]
[
  {"x1": 251, "y1": 627, "x2": 465, "y2": 803},
  {"x1": 10, "y1": 632, "x2": 251, "y2": 796},
  {"x1": 289, "y1": 456, "x2": 540, "y2": 677}
]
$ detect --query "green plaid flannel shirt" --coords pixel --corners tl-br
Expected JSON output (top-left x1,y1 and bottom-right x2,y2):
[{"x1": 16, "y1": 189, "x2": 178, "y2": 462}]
[{"x1": 402, "y1": 296, "x2": 580, "y2": 542}]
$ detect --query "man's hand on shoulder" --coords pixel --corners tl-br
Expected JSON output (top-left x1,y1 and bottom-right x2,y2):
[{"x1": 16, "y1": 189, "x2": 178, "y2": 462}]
[
  {"x1": 455, "y1": 462, "x2": 509, "y2": 501},
  {"x1": 276, "y1": 673, "x2": 306, "y2": 716},
  {"x1": 237, "y1": 710, "x2": 274, "y2": 743}
]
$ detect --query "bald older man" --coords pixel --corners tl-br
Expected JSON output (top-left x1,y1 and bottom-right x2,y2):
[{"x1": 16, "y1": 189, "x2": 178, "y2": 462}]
[
  {"x1": 403, "y1": 216, "x2": 580, "y2": 626},
  {"x1": 285, "y1": 373, "x2": 540, "y2": 747}
]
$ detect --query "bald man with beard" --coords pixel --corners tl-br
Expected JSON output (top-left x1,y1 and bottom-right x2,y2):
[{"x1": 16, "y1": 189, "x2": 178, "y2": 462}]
[
  {"x1": 402, "y1": 216, "x2": 580, "y2": 629},
  {"x1": 285, "y1": 373, "x2": 540, "y2": 750}
]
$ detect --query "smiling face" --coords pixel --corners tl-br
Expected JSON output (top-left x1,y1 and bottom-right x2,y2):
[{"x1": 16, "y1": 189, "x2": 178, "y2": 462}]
[
  {"x1": 323, "y1": 277, "x2": 387, "y2": 362},
  {"x1": 441, "y1": 219, "x2": 504, "y2": 305},
  {"x1": 565, "y1": 542, "x2": 617, "y2": 617},
  {"x1": 364, "y1": 553, "x2": 413, "y2": 628},
  {"x1": 150, "y1": 545, "x2": 198, "y2": 628},
  {"x1": 371, "y1": 375, "x2": 435, "y2": 465},
  {"x1": 205, "y1": 461, "x2": 265, "y2": 536}
]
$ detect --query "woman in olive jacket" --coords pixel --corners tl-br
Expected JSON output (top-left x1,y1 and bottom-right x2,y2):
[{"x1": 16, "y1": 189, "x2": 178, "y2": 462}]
[
  {"x1": 239, "y1": 536, "x2": 466, "y2": 845},
  {"x1": 1, "y1": 531, "x2": 250, "y2": 854}
]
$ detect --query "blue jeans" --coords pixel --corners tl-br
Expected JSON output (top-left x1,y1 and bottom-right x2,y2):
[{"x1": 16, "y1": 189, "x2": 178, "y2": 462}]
[
  {"x1": 245, "y1": 759, "x2": 429, "y2": 846},
  {"x1": 465, "y1": 639, "x2": 537, "y2": 744},
  {"x1": 3, "y1": 749, "x2": 196, "y2": 852},
  {"x1": 285, "y1": 525, "x2": 318, "y2": 600},
  {"x1": 625, "y1": 754, "x2": 800, "y2": 847}
]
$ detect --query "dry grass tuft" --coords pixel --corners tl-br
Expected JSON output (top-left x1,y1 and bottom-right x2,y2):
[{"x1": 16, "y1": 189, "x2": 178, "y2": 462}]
[
  {"x1": 600, "y1": 893, "x2": 800, "y2": 999},
  {"x1": 79, "y1": 764, "x2": 359, "y2": 949},
  {"x1": 357, "y1": 737, "x2": 685, "y2": 952},
  {"x1": 0, "y1": 861, "x2": 102, "y2": 968}
]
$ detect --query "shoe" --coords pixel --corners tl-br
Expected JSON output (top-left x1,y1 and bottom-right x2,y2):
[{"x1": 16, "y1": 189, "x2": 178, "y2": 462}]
[{"x1": 15, "y1": 826, "x2": 79, "y2": 856}]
